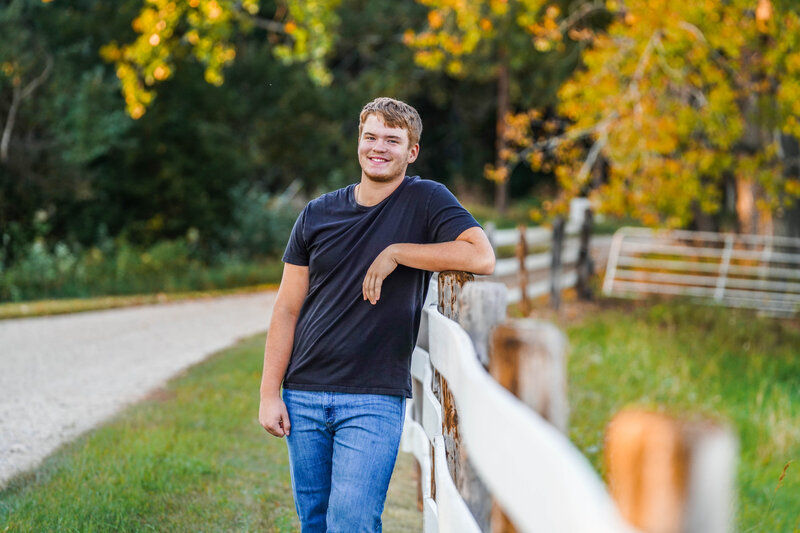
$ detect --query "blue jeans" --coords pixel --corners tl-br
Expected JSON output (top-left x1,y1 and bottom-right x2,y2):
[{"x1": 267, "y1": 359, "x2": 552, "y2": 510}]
[{"x1": 282, "y1": 389, "x2": 406, "y2": 533}]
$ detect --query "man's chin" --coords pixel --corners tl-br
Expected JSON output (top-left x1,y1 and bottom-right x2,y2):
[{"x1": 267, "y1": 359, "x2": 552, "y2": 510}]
[{"x1": 362, "y1": 172, "x2": 404, "y2": 183}]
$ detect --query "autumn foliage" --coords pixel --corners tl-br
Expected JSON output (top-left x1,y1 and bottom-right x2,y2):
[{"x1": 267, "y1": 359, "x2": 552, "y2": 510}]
[
  {"x1": 403, "y1": 0, "x2": 800, "y2": 230},
  {"x1": 490, "y1": 0, "x2": 800, "y2": 229},
  {"x1": 101, "y1": 0, "x2": 340, "y2": 118},
  {"x1": 95, "y1": 0, "x2": 800, "y2": 230}
]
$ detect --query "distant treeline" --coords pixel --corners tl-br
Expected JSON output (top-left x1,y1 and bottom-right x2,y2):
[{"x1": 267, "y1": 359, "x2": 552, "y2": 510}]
[{"x1": 0, "y1": 1, "x2": 574, "y2": 264}]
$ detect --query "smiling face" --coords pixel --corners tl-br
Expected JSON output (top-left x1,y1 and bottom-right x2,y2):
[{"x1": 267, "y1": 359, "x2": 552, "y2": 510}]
[{"x1": 357, "y1": 113, "x2": 419, "y2": 184}]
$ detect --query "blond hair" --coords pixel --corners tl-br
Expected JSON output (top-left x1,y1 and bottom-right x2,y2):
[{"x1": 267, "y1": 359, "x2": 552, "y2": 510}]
[{"x1": 358, "y1": 97, "x2": 423, "y2": 147}]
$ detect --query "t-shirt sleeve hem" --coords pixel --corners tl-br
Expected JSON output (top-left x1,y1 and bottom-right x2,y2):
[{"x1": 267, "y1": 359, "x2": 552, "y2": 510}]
[
  {"x1": 438, "y1": 220, "x2": 482, "y2": 244},
  {"x1": 282, "y1": 253, "x2": 309, "y2": 266}
]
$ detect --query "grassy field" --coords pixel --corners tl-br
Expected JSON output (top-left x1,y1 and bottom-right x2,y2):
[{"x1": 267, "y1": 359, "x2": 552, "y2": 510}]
[
  {"x1": 560, "y1": 300, "x2": 800, "y2": 532},
  {"x1": 0, "y1": 335, "x2": 421, "y2": 532}
]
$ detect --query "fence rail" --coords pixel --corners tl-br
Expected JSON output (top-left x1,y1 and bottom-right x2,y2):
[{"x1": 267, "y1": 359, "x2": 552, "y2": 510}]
[
  {"x1": 486, "y1": 219, "x2": 599, "y2": 308},
  {"x1": 603, "y1": 227, "x2": 800, "y2": 316},
  {"x1": 401, "y1": 279, "x2": 635, "y2": 533},
  {"x1": 487, "y1": 221, "x2": 582, "y2": 302}
]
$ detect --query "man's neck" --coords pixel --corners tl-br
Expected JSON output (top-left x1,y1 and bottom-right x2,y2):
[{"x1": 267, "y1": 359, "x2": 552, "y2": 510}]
[{"x1": 356, "y1": 174, "x2": 406, "y2": 207}]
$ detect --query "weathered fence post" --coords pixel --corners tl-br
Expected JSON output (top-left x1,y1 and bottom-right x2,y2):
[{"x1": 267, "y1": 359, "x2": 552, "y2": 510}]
[
  {"x1": 605, "y1": 409, "x2": 738, "y2": 533},
  {"x1": 550, "y1": 217, "x2": 565, "y2": 310},
  {"x1": 487, "y1": 318, "x2": 569, "y2": 532},
  {"x1": 456, "y1": 281, "x2": 508, "y2": 530},
  {"x1": 516, "y1": 224, "x2": 530, "y2": 315},
  {"x1": 576, "y1": 208, "x2": 594, "y2": 300},
  {"x1": 459, "y1": 282, "x2": 508, "y2": 369},
  {"x1": 489, "y1": 319, "x2": 568, "y2": 431},
  {"x1": 436, "y1": 271, "x2": 474, "y2": 498}
]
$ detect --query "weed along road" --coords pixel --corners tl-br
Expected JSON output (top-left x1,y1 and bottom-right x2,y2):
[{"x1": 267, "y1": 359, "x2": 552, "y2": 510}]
[{"x1": 0, "y1": 291, "x2": 277, "y2": 487}]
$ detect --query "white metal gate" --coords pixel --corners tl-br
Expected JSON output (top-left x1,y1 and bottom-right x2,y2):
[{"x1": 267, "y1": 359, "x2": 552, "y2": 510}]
[{"x1": 603, "y1": 227, "x2": 800, "y2": 316}]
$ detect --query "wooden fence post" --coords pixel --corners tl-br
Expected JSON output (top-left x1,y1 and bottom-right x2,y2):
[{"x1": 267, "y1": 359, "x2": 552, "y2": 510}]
[
  {"x1": 456, "y1": 281, "x2": 508, "y2": 530},
  {"x1": 576, "y1": 208, "x2": 594, "y2": 300},
  {"x1": 516, "y1": 224, "x2": 530, "y2": 315},
  {"x1": 436, "y1": 271, "x2": 475, "y2": 499},
  {"x1": 550, "y1": 217, "x2": 565, "y2": 310},
  {"x1": 489, "y1": 319, "x2": 568, "y2": 431},
  {"x1": 605, "y1": 410, "x2": 737, "y2": 533},
  {"x1": 488, "y1": 318, "x2": 569, "y2": 532}
]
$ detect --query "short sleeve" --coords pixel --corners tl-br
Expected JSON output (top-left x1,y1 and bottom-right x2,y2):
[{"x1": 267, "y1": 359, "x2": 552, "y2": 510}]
[
  {"x1": 426, "y1": 183, "x2": 481, "y2": 243},
  {"x1": 282, "y1": 207, "x2": 310, "y2": 266}
]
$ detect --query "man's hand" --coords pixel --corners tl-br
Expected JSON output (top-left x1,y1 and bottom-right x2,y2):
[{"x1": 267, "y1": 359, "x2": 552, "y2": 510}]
[
  {"x1": 363, "y1": 245, "x2": 398, "y2": 305},
  {"x1": 259, "y1": 395, "x2": 291, "y2": 437}
]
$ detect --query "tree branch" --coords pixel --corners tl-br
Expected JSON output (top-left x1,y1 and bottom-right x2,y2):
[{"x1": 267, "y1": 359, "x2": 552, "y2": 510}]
[
  {"x1": 559, "y1": 1, "x2": 611, "y2": 32},
  {"x1": 1, "y1": 54, "x2": 53, "y2": 163},
  {"x1": 627, "y1": 31, "x2": 657, "y2": 106},
  {"x1": 1, "y1": 85, "x2": 22, "y2": 164},
  {"x1": 231, "y1": 3, "x2": 287, "y2": 33},
  {"x1": 576, "y1": 127, "x2": 609, "y2": 184},
  {"x1": 677, "y1": 21, "x2": 747, "y2": 89},
  {"x1": 21, "y1": 54, "x2": 53, "y2": 100},
  {"x1": 506, "y1": 113, "x2": 618, "y2": 170}
]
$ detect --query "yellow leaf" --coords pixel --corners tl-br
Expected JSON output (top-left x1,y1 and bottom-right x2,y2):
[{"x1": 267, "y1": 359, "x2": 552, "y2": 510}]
[
  {"x1": 428, "y1": 10, "x2": 444, "y2": 30},
  {"x1": 153, "y1": 65, "x2": 170, "y2": 80}
]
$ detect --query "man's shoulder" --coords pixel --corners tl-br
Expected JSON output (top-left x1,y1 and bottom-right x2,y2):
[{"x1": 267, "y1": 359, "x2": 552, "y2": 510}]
[
  {"x1": 402, "y1": 176, "x2": 446, "y2": 196},
  {"x1": 305, "y1": 185, "x2": 351, "y2": 212}
]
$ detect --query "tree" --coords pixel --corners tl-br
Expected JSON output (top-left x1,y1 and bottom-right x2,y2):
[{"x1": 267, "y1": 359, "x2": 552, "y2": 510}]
[
  {"x1": 0, "y1": 0, "x2": 135, "y2": 255},
  {"x1": 100, "y1": 0, "x2": 341, "y2": 118},
  {"x1": 405, "y1": 0, "x2": 604, "y2": 213},
  {"x1": 0, "y1": 1, "x2": 53, "y2": 163},
  {"x1": 496, "y1": 0, "x2": 800, "y2": 233}
]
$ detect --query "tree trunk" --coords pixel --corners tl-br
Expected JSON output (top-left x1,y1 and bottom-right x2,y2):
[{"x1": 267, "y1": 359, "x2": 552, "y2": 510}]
[
  {"x1": 735, "y1": 177, "x2": 773, "y2": 236},
  {"x1": 494, "y1": 46, "x2": 510, "y2": 214}
]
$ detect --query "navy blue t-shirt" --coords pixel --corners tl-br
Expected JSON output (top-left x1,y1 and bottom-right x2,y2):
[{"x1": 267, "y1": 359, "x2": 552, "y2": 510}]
[{"x1": 281, "y1": 175, "x2": 480, "y2": 397}]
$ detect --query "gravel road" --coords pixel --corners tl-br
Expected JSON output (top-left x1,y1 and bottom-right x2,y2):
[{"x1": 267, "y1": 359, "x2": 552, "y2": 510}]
[{"x1": 0, "y1": 291, "x2": 276, "y2": 487}]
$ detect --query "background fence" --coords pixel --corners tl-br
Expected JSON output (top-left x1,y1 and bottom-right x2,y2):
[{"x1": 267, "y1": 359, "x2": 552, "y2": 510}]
[
  {"x1": 485, "y1": 207, "x2": 612, "y2": 310},
  {"x1": 603, "y1": 227, "x2": 800, "y2": 316}
]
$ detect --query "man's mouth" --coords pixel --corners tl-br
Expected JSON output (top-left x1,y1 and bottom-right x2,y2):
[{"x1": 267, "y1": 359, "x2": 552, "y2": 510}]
[{"x1": 368, "y1": 156, "x2": 389, "y2": 163}]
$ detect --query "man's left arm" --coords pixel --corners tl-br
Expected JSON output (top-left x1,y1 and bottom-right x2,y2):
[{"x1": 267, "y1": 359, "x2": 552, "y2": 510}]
[{"x1": 362, "y1": 226, "x2": 495, "y2": 305}]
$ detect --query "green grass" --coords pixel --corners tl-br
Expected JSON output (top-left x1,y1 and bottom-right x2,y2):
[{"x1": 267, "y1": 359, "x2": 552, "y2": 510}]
[
  {"x1": 564, "y1": 300, "x2": 800, "y2": 532},
  {"x1": 0, "y1": 335, "x2": 421, "y2": 532}
]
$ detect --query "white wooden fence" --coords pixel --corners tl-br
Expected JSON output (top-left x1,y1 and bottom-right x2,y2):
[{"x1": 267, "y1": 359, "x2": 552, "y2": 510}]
[
  {"x1": 400, "y1": 279, "x2": 635, "y2": 533},
  {"x1": 400, "y1": 274, "x2": 737, "y2": 533},
  {"x1": 485, "y1": 208, "x2": 613, "y2": 307},
  {"x1": 486, "y1": 222, "x2": 583, "y2": 304}
]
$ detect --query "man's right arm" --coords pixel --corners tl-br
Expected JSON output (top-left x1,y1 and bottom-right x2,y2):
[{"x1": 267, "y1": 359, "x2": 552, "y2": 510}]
[{"x1": 259, "y1": 263, "x2": 309, "y2": 438}]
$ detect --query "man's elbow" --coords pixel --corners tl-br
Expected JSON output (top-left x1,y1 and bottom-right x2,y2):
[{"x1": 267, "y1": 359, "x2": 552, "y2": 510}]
[{"x1": 473, "y1": 250, "x2": 496, "y2": 276}]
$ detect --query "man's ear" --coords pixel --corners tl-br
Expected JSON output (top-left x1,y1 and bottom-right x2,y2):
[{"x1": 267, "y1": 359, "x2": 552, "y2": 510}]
[{"x1": 408, "y1": 143, "x2": 420, "y2": 164}]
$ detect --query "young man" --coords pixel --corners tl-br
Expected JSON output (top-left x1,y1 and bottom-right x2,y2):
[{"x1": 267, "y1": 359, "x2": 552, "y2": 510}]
[{"x1": 259, "y1": 97, "x2": 495, "y2": 532}]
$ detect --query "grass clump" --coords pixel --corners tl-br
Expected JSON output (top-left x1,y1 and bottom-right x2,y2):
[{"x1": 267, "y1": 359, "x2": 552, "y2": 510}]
[{"x1": 565, "y1": 301, "x2": 800, "y2": 532}]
